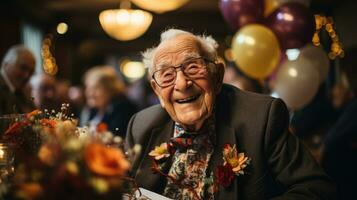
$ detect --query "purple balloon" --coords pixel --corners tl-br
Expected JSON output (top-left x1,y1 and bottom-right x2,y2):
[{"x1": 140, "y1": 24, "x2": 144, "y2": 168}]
[
  {"x1": 265, "y1": 2, "x2": 315, "y2": 49},
  {"x1": 219, "y1": 0, "x2": 264, "y2": 31}
]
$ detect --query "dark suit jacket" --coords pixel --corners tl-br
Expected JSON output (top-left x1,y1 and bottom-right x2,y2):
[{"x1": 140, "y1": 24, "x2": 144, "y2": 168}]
[
  {"x1": 0, "y1": 76, "x2": 35, "y2": 115},
  {"x1": 125, "y1": 84, "x2": 335, "y2": 200}
]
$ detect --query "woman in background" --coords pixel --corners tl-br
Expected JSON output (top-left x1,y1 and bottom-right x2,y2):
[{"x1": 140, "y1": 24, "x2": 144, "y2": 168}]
[{"x1": 81, "y1": 66, "x2": 137, "y2": 138}]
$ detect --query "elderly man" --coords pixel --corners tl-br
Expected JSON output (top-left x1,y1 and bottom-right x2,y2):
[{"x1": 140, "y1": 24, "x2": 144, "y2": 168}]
[
  {"x1": 0, "y1": 45, "x2": 36, "y2": 115},
  {"x1": 125, "y1": 29, "x2": 335, "y2": 200}
]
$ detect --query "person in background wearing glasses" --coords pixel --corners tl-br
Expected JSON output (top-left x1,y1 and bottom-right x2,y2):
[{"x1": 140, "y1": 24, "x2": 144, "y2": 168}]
[{"x1": 125, "y1": 29, "x2": 335, "y2": 200}]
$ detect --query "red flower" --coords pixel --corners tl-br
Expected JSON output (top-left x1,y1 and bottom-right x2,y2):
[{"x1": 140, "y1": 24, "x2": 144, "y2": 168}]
[
  {"x1": 4, "y1": 121, "x2": 31, "y2": 135},
  {"x1": 215, "y1": 164, "x2": 235, "y2": 188},
  {"x1": 96, "y1": 123, "x2": 108, "y2": 133}
]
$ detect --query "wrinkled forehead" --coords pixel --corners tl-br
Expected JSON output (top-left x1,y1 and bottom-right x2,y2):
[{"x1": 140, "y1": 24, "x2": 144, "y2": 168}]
[{"x1": 153, "y1": 35, "x2": 202, "y2": 69}]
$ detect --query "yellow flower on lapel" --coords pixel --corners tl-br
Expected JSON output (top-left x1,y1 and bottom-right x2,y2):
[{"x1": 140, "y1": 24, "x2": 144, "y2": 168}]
[
  {"x1": 149, "y1": 143, "x2": 171, "y2": 160},
  {"x1": 222, "y1": 144, "x2": 249, "y2": 175}
]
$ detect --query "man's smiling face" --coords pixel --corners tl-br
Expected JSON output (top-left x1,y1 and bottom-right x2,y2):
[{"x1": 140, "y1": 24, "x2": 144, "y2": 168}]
[{"x1": 150, "y1": 35, "x2": 221, "y2": 131}]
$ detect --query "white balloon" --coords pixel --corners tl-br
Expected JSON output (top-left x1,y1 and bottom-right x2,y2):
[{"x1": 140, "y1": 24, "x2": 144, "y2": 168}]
[
  {"x1": 274, "y1": 57, "x2": 320, "y2": 110},
  {"x1": 299, "y1": 44, "x2": 330, "y2": 83}
]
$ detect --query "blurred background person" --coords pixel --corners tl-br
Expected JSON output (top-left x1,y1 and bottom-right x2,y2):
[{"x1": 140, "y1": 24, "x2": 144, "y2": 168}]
[
  {"x1": 81, "y1": 66, "x2": 137, "y2": 137},
  {"x1": 30, "y1": 73, "x2": 58, "y2": 111},
  {"x1": 68, "y1": 85, "x2": 86, "y2": 118},
  {"x1": 321, "y1": 47, "x2": 357, "y2": 200},
  {"x1": 127, "y1": 75, "x2": 159, "y2": 110},
  {"x1": 0, "y1": 45, "x2": 35, "y2": 115}
]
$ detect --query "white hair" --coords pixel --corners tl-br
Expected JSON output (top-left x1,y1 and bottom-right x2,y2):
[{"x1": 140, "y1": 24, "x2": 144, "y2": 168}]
[
  {"x1": 1, "y1": 45, "x2": 35, "y2": 76},
  {"x1": 84, "y1": 65, "x2": 126, "y2": 95},
  {"x1": 142, "y1": 29, "x2": 219, "y2": 75},
  {"x1": 1, "y1": 45, "x2": 33, "y2": 66}
]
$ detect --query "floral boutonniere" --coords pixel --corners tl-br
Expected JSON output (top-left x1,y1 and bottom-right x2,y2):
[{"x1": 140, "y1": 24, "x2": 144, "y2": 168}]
[
  {"x1": 215, "y1": 143, "x2": 250, "y2": 188},
  {"x1": 148, "y1": 142, "x2": 185, "y2": 191},
  {"x1": 148, "y1": 142, "x2": 172, "y2": 161}
]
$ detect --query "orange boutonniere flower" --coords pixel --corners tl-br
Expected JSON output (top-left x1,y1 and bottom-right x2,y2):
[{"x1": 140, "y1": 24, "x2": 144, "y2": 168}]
[
  {"x1": 148, "y1": 143, "x2": 171, "y2": 160},
  {"x1": 222, "y1": 144, "x2": 249, "y2": 175},
  {"x1": 215, "y1": 143, "x2": 250, "y2": 188},
  {"x1": 84, "y1": 143, "x2": 130, "y2": 176}
]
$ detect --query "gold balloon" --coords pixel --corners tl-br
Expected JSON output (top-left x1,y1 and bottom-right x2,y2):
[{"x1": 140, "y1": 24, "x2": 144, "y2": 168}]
[
  {"x1": 264, "y1": 0, "x2": 280, "y2": 17},
  {"x1": 231, "y1": 24, "x2": 281, "y2": 79}
]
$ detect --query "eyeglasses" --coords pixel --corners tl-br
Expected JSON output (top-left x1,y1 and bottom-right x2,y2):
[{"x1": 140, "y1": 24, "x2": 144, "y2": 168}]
[{"x1": 152, "y1": 57, "x2": 214, "y2": 88}]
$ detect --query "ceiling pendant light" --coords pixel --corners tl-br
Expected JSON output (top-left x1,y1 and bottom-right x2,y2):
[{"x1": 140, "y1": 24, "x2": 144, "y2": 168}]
[
  {"x1": 99, "y1": 0, "x2": 153, "y2": 41},
  {"x1": 131, "y1": 0, "x2": 190, "y2": 14}
]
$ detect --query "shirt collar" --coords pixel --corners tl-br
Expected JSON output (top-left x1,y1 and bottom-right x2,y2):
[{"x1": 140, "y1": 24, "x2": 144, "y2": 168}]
[
  {"x1": 173, "y1": 115, "x2": 216, "y2": 139},
  {"x1": 1, "y1": 68, "x2": 15, "y2": 93}
]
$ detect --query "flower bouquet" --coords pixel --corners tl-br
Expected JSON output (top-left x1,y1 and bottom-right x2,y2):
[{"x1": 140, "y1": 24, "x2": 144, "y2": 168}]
[{"x1": 0, "y1": 105, "x2": 139, "y2": 200}]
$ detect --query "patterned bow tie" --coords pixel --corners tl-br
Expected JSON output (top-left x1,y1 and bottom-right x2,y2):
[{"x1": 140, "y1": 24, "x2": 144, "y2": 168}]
[{"x1": 170, "y1": 122, "x2": 213, "y2": 151}]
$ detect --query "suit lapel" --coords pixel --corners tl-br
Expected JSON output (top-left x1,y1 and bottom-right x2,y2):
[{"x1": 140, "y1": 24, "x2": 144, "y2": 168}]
[
  {"x1": 135, "y1": 119, "x2": 174, "y2": 193},
  {"x1": 210, "y1": 90, "x2": 240, "y2": 199},
  {"x1": 209, "y1": 122, "x2": 238, "y2": 200}
]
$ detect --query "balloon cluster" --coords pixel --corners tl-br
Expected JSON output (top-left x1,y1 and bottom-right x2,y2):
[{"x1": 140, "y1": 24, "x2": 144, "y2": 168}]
[{"x1": 220, "y1": 0, "x2": 336, "y2": 110}]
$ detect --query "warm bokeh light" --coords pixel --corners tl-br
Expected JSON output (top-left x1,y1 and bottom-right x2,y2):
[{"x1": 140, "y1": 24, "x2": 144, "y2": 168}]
[
  {"x1": 131, "y1": 0, "x2": 190, "y2": 13},
  {"x1": 0, "y1": 148, "x2": 4, "y2": 159},
  {"x1": 99, "y1": 9, "x2": 152, "y2": 41},
  {"x1": 288, "y1": 68, "x2": 298, "y2": 77},
  {"x1": 57, "y1": 22, "x2": 68, "y2": 35},
  {"x1": 120, "y1": 60, "x2": 146, "y2": 80}
]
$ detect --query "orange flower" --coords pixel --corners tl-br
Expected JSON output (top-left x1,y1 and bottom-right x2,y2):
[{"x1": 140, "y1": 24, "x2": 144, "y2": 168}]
[
  {"x1": 223, "y1": 144, "x2": 249, "y2": 175},
  {"x1": 84, "y1": 143, "x2": 130, "y2": 176},
  {"x1": 26, "y1": 109, "x2": 41, "y2": 119},
  {"x1": 16, "y1": 183, "x2": 43, "y2": 200},
  {"x1": 149, "y1": 143, "x2": 170, "y2": 160}
]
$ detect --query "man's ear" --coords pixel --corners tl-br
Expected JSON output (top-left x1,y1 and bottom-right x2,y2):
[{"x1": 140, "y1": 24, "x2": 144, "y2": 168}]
[
  {"x1": 214, "y1": 62, "x2": 225, "y2": 94},
  {"x1": 150, "y1": 79, "x2": 165, "y2": 108}
]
